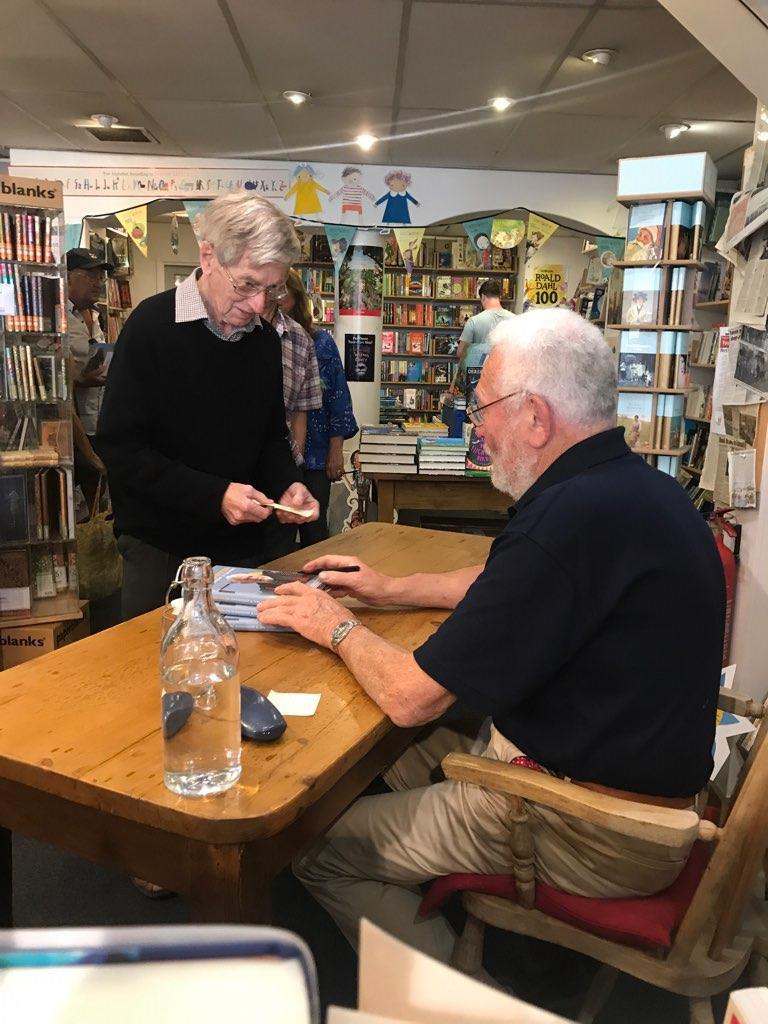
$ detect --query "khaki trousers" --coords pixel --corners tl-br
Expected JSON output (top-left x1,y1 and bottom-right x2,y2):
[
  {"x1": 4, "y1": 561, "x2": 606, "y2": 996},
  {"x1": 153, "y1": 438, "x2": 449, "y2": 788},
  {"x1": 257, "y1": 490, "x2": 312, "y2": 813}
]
[{"x1": 293, "y1": 720, "x2": 693, "y2": 963}]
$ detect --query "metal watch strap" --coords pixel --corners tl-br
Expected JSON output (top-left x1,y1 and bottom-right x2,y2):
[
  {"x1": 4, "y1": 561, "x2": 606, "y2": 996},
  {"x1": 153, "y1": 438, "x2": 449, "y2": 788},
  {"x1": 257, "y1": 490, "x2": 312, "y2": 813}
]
[{"x1": 330, "y1": 618, "x2": 362, "y2": 652}]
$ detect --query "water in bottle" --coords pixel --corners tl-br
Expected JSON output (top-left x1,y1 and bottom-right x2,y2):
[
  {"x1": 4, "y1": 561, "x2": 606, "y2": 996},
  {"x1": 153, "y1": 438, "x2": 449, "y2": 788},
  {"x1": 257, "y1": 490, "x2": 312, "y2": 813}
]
[{"x1": 161, "y1": 556, "x2": 241, "y2": 796}]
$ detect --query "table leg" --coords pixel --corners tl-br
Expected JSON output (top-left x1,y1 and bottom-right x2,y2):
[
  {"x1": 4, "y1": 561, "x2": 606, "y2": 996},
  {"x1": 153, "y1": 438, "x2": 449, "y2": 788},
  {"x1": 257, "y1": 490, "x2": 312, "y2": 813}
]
[
  {"x1": 185, "y1": 842, "x2": 272, "y2": 924},
  {"x1": 0, "y1": 826, "x2": 12, "y2": 927},
  {"x1": 377, "y1": 480, "x2": 395, "y2": 523}
]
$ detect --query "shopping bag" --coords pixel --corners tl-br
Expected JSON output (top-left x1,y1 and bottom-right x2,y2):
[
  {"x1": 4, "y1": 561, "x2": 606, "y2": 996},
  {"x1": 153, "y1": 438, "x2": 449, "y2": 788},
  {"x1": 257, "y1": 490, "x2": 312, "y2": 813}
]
[{"x1": 75, "y1": 477, "x2": 122, "y2": 600}]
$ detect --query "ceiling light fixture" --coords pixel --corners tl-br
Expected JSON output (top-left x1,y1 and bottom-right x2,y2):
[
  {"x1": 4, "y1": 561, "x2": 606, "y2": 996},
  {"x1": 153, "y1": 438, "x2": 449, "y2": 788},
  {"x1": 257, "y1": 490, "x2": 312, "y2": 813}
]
[
  {"x1": 489, "y1": 96, "x2": 514, "y2": 112},
  {"x1": 283, "y1": 90, "x2": 310, "y2": 106},
  {"x1": 758, "y1": 130, "x2": 768, "y2": 142},
  {"x1": 90, "y1": 113, "x2": 119, "y2": 129},
  {"x1": 355, "y1": 133, "x2": 378, "y2": 151},
  {"x1": 659, "y1": 122, "x2": 691, "y2": 141},
  {"x1": 581, "y1": 49, "x2": 615, "y2": 66}
]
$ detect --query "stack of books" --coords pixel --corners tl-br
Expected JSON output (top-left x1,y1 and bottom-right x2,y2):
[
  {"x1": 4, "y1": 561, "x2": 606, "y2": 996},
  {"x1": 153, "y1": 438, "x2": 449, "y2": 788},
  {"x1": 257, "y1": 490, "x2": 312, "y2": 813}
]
[
  {"x1": 359, "y1": 424, "x2": 418, "y2": 475},
  {"x1": 417, "y1": 436, "x2": 469, "y2": 475},
  {"x1": 212, "y1": 566, "x2": 325, "y2": 632},
  {"x1": 401, "y1": 420, "x2": 448, "y2": 436}
]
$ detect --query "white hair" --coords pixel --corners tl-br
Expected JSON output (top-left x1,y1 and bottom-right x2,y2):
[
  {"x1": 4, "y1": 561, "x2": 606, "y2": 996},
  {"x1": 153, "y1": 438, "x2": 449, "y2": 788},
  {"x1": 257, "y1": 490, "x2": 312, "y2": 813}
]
[
  {"x1": 195, "y1": 191, "x2": 301, "y2": 268},
  {"x1": 489, "y1": 308, "x2": 617, "y2": 424}
]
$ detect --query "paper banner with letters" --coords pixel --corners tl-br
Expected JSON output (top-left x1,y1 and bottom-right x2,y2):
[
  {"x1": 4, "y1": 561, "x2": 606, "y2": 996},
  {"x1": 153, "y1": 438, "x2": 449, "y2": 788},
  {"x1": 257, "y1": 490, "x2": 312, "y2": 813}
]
[
  {"x1": 324, "y1": 224, "x2": 357, "y2": 270},
  {"x1": 491, "y1": 218, "x2": 525, "y2": 250},
  {"x1": 525, "y1": 214, "x2": 558, "y2": 262},
  {"x1": 524, "y1": 263, "x2": 568, "y2": 309},
  {"x1": 392, "y1": 226, "x2": 425, "y2": 273},
  {"x1": 115, "y1": 205, "x2": 148, "y2": 258},
  {"x1": 595, "y1": 236, "x2": 625, "y2": 282},
  {"x1": 182, "y1": 200, "x2": 209, "y2": 239}
]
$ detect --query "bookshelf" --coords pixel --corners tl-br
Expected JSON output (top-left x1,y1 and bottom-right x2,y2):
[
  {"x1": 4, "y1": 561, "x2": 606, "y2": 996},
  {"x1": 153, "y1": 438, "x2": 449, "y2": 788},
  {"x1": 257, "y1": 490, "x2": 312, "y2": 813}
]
[
  {"x1": 0, "y1": 176, "x2": 80, "y2": 627},
  {"x1": 87, "y1": 226, "x2": 133, "y2": 344},
  {"x1": 295, "y1": 229, "x2": 518, "y2": 421},
  {"x1": 614, "y1": 186, "x2": 714, "y2": 478}
]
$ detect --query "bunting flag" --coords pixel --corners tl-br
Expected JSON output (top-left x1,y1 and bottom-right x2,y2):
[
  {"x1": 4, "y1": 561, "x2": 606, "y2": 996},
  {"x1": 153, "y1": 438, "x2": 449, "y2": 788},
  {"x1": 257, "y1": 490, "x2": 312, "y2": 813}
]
[
  {"x1": 463, "y1": 217, "x2": 494, "y2": 269},
  {"x1": 183, "y1": 200, "x2": 210, "y2": 239},
  {"x1": 594, "y1": 236, "x2": 625, "y2": 282},
  {"x1": 525, "y1": 214, "x2": 558, "y2": 262},
  {"x1": 324, "y1": 224, "x2": 357, "y2": 270},
  {"x1": 392, "y1": 226, "x2": 425, "y2": 273},
  {"x1": 115, "y1": 205, "x2": 148, "y2": 258},
  {"x1": 491, "y1": 218, "x2": 525, "y2": 250},
  {"x1": 64, "y1": 223, "x2": 83, "y2": 254}
]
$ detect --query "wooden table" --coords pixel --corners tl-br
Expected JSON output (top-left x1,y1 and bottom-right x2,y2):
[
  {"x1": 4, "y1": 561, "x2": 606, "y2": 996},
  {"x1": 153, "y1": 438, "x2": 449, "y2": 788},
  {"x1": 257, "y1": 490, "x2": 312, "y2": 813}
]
[
  {"x1": 369, "y1": 473, "x2": 511, "y2": 524},
  {"x1": 0, "y1": 523, "x2": 492, "y2": 925}
]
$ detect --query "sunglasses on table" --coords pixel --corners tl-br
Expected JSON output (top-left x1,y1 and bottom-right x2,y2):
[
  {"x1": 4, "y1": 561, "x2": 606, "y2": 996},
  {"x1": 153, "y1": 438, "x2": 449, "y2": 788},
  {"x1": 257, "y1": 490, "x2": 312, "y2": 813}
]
[{"x1": 466, "y1": 389, "x2": 525, "y2": 425}]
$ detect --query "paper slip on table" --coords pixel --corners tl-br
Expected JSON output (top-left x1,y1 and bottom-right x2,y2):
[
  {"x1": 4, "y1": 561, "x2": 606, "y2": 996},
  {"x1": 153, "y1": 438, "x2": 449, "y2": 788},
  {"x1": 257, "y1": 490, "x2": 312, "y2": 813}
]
[
  {"x1": 0, "y1": 523, "x2": 492, "y2": 924},
  {"x1": 368, "y1": 472, "x2": 511, "y2": 524}
]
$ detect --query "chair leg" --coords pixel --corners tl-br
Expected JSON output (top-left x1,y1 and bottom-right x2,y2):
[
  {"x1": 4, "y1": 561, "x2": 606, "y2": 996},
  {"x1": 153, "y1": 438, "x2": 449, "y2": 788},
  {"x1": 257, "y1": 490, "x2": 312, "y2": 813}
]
[
  {"x1": 576, "y1": 965, "x2": 618, "y2": 1024},
  {"x1": 689, "y1": 996, "x2": 715, "y2": 1024},
  {"x1": 451, "y1": 912, "x2": 485, "y2": 976}
]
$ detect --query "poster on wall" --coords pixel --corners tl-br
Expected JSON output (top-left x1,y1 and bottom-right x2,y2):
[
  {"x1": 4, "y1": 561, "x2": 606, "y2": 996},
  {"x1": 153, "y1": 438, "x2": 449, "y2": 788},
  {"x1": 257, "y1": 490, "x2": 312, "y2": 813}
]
[
  {"x1": 338, "y1": 246, "x2": 384, "y2": 317},
  {"x1": 524, "y1": 263, "x2": 568, "y2": 310},
  {"x1": 345, "y1": 333, "x2": 375, "y2": 382}
]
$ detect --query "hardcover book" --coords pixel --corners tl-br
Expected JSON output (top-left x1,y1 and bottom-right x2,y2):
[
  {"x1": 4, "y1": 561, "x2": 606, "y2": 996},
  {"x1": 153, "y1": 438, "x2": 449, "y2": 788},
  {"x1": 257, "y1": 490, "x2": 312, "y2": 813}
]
[
  {"x1": 617, "y1": 392, "x2": 654, "y2": 451},
  {"x1": 657, "y1": 331, "x2": 677, "y2": 389},
  {"x1": 212, "y1": 566, "x2": 326, "y2": 608},
  {"x1": 0, "y1": 547, "x2": 31, "y2": 616},
  {"x1": 618, "y1": 331, "x2": 656, "y2": 387},
  {"x1": 668, "y1": 201, "x2": 693, "y2": 261},
  {"x1": 621, "y1": 267, "x2": 663, "y2": 325},
  {"x1": 624, "y1": 203, "x2": 666, "y2": 262}
]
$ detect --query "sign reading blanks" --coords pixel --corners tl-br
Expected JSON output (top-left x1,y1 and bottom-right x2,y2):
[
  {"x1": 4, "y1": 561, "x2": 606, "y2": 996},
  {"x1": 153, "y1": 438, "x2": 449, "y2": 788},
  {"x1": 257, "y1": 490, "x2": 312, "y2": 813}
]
[{"x1": 0, "y1": 175, "x2": 63, "y2": 209}]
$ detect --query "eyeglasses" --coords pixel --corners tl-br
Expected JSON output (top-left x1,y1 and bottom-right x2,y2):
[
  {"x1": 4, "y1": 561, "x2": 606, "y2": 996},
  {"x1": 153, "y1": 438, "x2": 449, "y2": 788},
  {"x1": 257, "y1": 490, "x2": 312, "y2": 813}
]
[
  {"x1": 218, "y1": 260, "x2": 288, "y2": 302},
  {"x1": 466, "y1": 389, "x2": 525, "y2": 426}
]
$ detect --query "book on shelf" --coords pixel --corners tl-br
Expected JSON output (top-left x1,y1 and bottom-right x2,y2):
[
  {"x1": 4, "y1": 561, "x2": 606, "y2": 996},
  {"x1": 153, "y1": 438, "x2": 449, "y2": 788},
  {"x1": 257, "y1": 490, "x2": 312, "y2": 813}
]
[
  {"x1": 624, "y1": 203, "x2": 666, "y2": 262},
  {"x1": 685, "y1": 383, "x2": 712, "y2": 420},
  {"x1": 653, "y1": 393, "x2": 684, "y2": 449},
  {"x1": 0, "y1": 472, "x2": 28, "y2": 541},
  {"x1": 430, "y1": 361, "x2": 451, "y2": 385},
  {"x1": 656, "y1": 455, "x2": 681, "y2": 477},
  {"x1": 674, "y1": 332, "x2": 690, "y2": 388},
  {"x1": 620, "y1": 267, "x2": 663, "y2": 325},
  {"x1": 0, "y1": 263, "x2": 62, "y2": 333},
  {"x1": 618, "y1": 331, "x2": 656, "y2": 387},
  {"x1": 433, "y1": 334, "x2": 458, "y2": 356},
  {"x1": 0, "y1": 210, "x2": 57, "y2": 263},
  {"x1": 665, "y1": 201, "x2": 693, "y2": 261},
  {"x1": 406, "y1": 332, "x2": 425, "y2": 355},
  {"x1": 690, "y1": 200, "x2": 706, "y2": 261},
  {"x1": 690, "y1": 329, "x2": 719, "y2": 366},
  {"x1": 0, "y1": 547, "x2": 31, "y2": 617},
  {"x1": 617, "y1": 392, "x2": 654, "y2": 451},
  {"x1": 433, "y1": 303, "x2": 455, "y2": 328},
  {"x1": 381, "y1": 330, "x2": 396, "y2": 355}
]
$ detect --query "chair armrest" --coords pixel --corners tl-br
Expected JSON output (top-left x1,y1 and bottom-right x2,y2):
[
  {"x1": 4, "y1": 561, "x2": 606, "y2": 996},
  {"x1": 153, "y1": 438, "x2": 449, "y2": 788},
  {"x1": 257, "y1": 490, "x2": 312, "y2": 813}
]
[
  {"x1": 717, "y1": 689, "x2": 765, "y2": 718},
  {"x1": 442, "y1": 753, "x2": 702, "y2": 851}
]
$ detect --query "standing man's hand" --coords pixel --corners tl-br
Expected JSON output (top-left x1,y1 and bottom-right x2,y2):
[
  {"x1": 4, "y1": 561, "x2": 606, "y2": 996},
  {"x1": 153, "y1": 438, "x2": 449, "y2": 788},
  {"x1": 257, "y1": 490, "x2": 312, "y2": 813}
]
[
  {"x1": 275, "y1": 482, "x2": 320, "y2": 524},
  {"x1": 325, "y1": 437, "x2": 344, "y2": 481},
  {"x1": 221, "y1": 483, "x2": 275, "y2": 525}
]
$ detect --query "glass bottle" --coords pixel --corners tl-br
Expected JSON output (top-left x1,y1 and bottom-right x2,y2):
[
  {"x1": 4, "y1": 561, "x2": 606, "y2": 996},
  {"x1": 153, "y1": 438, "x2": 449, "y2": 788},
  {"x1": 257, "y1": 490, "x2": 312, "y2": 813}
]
[{"x1": 160, "y1": 556, "x2": 241, "y2": 797}]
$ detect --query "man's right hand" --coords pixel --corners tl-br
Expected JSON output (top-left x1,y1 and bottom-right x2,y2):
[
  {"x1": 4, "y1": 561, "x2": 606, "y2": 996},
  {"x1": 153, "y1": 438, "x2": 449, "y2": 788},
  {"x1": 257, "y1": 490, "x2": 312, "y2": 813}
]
[
  {"x1": 300, "y1": 554, "x2": 394, "y2": 606},
  {"x1": 221, "y1": 483, "x2": 275, "y2": 526}
]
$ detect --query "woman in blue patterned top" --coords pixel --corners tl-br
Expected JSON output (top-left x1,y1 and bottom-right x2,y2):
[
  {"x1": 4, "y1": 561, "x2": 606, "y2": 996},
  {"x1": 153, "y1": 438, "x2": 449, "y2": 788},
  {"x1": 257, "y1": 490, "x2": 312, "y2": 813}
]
[{"x1": 280, "y1": 270, "x2": 358, "y2": 545}]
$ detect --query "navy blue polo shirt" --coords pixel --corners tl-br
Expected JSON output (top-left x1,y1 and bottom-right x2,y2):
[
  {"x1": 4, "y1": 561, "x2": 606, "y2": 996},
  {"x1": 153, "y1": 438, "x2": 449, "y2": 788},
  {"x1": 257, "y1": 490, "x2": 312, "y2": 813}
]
[{"x1": 414, "y1": 428, "x2": 725, "y2": 798}]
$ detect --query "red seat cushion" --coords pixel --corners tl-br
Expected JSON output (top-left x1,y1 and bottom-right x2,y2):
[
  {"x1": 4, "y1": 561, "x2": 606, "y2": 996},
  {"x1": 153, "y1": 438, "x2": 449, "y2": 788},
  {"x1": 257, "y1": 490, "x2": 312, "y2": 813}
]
[{"x1": 419, "y1": 839, "x2": 711, "y2": 950}]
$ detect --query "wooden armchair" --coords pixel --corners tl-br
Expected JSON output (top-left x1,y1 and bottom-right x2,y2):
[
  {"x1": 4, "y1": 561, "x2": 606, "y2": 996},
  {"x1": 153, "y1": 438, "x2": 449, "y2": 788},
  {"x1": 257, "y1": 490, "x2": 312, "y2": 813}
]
[{"x1": 423, "y1": 689, "x2": 768, "y2": 1024}]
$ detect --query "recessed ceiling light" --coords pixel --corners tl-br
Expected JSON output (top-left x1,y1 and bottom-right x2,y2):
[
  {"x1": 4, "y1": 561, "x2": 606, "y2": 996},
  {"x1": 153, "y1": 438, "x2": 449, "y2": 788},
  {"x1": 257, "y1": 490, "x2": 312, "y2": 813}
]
[
  {"x1": 489, "y1": 96, "x2": 514, "y2": 112},
  {"x1": 758, "y1": 130, "x2": 768, "y2": 142},
  {"x1": 355, "y1": 133, "x2": 378, "y2": 151},
  {"x1": 581, "y1": 49, "x2": 616, "y2": 66},
  {"x1": 283, "y1": 90, "x2": 310, "y2": 106},
  {"x1": 659, "y1": 122, "x2": 691, "y2": 141},
  {"x1": 90, "y1": 113, "x2": 119, "y2": 129}
]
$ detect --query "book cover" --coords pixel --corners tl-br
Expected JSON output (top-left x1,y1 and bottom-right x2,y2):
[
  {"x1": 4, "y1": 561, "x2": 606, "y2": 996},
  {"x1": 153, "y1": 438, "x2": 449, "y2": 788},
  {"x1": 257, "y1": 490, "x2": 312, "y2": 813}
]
[
  {"x1": 434, "y1": 276, "x2": 452, "y2": 298},
  {"x1": 405, "y1": 360, "x2": 422, "y2": 382},
  {"x1": 0, "y1": 547, "x2": 31, "y2": 616},
  {"x1": 406, "y1": 332, "x2": 425, "y2": 355},
  {"x1": 618, "y1": 331, "x2": 656, "y2": 387},
  {"x1": 0, "y1": 473, "x2": 28, "y2": 542},
  {"x1": 465, "y1": 424, "x2": 492, "y2": 475},
  {"x1": 433, "y1": 335, "x2": 458, "y2": 356},
  {"x1": 657, "y1": 331, "x2": 677, "y2": 389},
  {"x1": 669, "y1": 201, "x2": 693, "y2": 260},
  {"x1": 431, "y1": 361, "x2": 451, "y2": 385},
  {"x1": 380, "y1": 331, "x2": 395, "y2": 355},
  {"x1": 433, "y1": 304, "x2": 454, "y2": 327},
  {"x1": 674, "y1": 331, "x2": 690, "y2": 388},
  {"x1": 624, "y1": 203, "x2": 666, "y2": 262},
  {"x1": 212, "y1": 566, "x2": 326, "y2": 607},
  {"x1": 617, "y1": 392, "x2": 654, "y2": 450},
  {"x1": 621, "y1": 267, "x2": 662, "y2": 325}
]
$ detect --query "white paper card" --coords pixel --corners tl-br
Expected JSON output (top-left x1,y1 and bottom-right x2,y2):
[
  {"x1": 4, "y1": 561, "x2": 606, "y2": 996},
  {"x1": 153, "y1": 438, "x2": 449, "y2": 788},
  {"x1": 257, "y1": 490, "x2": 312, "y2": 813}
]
[
  {"x1": 267, "y1": 690, "x2": 321, "y2": 716},
  {"x1": 0, "y1": 281, "x2": 16, "y2": 315}
]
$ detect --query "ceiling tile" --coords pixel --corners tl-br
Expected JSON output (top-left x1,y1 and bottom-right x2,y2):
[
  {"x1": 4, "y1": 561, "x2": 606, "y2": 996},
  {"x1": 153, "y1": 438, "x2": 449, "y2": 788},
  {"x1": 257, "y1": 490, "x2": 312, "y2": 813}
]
[
  {"x1": 0, "y1": 94, "x2": 73, "y2": 149},
  {"x1": 494, "y1": 112, "x2": 649, "y2": 172},
  {"x1": 142, "y1": 99, "x2": 286, "y2": 157}
]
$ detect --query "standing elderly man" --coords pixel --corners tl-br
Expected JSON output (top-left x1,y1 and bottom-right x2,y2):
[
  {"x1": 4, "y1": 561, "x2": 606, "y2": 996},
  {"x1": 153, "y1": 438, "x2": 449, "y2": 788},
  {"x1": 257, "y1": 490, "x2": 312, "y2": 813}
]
[
  {"x1": 258, "y1": 308, "x2": 725, "y2": 961},
  {"x1": 97, "y1": 192, "x2": 319, "y2": 620}
]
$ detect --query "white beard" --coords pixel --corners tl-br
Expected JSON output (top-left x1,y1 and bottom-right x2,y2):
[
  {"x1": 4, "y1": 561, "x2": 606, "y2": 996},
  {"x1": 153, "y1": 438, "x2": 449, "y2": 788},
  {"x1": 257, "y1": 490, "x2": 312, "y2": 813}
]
[{"x1": 488, "y1": 438, "x2": 539, "y2": 500}]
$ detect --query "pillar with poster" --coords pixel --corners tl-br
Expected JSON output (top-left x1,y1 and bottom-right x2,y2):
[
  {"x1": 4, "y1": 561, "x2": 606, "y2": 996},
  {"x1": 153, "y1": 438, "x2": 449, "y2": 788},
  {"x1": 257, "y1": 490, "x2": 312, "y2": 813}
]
[{"x1": 336, "y1": 228, "x2": 384, "y2": 428}]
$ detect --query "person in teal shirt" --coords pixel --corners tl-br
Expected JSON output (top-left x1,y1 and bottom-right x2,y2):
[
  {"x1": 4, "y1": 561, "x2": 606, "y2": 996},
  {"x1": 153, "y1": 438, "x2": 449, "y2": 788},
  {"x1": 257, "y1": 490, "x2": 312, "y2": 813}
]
[{"x1": 452, "y1": 280, "x2": 515, "y2": 396}]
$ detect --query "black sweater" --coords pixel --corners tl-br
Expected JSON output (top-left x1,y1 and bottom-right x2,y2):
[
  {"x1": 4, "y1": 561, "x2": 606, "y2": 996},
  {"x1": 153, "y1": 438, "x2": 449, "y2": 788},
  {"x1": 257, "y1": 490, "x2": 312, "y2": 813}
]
[{"x1": 96, "y1": 288, "x2": 300, "y2": 564}]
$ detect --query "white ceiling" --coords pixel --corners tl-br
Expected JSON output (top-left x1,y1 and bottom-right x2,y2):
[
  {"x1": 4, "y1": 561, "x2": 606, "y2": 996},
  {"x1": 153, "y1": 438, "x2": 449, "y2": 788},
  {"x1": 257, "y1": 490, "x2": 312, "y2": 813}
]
[{"x1": 0, "y1": 0, "x2": 757, "y2": 177}]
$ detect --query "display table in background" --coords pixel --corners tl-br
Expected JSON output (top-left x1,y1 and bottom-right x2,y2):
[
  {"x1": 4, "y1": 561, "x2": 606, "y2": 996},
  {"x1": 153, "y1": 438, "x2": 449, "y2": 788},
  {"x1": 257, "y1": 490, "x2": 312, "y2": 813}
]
[
  {"x1": 368, "y1": 472, "x2": 510, "y2": 524},
  {"x1": 0, "y1": 523, "x2": 492, "y2": 926}
]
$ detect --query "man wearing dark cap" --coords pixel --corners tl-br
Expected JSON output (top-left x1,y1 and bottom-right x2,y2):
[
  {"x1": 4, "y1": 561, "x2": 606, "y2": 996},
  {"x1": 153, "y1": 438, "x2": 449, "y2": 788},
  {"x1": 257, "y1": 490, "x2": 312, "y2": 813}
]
[{"x1": 66, "y1": 247, "x2": 111, "y2": 505}]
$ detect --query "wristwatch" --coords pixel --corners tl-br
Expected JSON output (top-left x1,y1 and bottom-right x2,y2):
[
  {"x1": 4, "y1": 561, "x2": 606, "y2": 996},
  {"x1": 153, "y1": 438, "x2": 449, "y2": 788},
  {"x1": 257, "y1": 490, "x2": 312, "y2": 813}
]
[{"x1": 330, "y1": 618, "x2": 362, "y2": 652}]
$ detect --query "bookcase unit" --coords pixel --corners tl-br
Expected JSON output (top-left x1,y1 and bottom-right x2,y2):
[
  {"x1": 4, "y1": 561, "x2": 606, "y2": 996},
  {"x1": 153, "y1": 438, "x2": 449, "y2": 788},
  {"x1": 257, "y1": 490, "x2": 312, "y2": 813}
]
[
  {"x1": 0, "y1": 177, "x2": 80, "y2": 627},
  {"x1": 610, "y1": 190, "x2": 713, "y2": 480},
  {"x1": 295, "y1": 229, "x2": 518, "y2": 422},
  {"x1": 88, "y1": 225, "x2": 133, "y2": 344}
]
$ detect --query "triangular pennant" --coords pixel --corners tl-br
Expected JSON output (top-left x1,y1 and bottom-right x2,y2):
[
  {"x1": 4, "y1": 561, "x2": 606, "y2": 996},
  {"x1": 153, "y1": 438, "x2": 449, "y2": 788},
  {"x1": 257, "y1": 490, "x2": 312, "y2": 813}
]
[
  {"x1": 491, "y1": 218, "x2": 525, "y2": 250},
  {"x1": 525, "y1": 214, "x2": 558, "y2": 262},
  {"x1": 392, "y1": 227, "x2": 425, "y2": 273},
  {"x1": 64, "y1": 223, "x2": 83, "y2": 253},
  {"x1": 324, "y1": 224, "x2": 357, "y2": 270},
  {"x1": 114, "y1": 205, "x2": 148, "y2": 258},
  {"x1": 594, "y1": 236, "x2": 625, "y2": 282},
  {"x1": 183, "y1": 200, "x2": 210, "y2": 239},
  {"x1": 463, "y1": 217, "x2": 494, "y2": 268}
]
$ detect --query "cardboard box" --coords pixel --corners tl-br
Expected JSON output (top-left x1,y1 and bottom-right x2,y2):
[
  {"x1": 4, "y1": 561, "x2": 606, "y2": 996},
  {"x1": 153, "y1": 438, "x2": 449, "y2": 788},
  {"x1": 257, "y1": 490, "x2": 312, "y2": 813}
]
[{"x1": 0, "y1": 601, "x2": 90, "y2": 670}]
